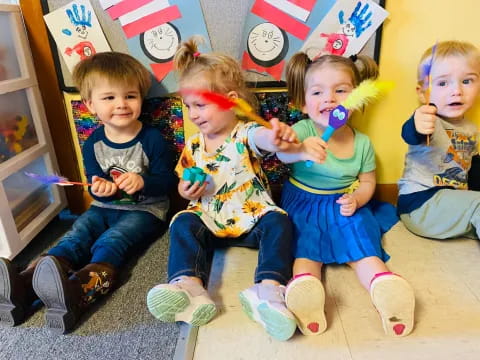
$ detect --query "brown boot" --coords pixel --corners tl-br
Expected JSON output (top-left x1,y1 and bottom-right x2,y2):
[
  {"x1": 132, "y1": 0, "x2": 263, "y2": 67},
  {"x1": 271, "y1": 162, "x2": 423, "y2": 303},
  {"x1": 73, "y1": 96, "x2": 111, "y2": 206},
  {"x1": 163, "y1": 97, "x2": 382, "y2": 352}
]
[
  {"x1": 0, "y1": 257, "x2": 43, "y2": 326},
  {"x1": 32, "y1": 259, "x2": 115, "y2": 334},
  {"x1": 32, "y1": 256, "x2": 77, "y2": 334},
  {"x1": 72, "y1": 262, "x2": 116, "y2": 306}
]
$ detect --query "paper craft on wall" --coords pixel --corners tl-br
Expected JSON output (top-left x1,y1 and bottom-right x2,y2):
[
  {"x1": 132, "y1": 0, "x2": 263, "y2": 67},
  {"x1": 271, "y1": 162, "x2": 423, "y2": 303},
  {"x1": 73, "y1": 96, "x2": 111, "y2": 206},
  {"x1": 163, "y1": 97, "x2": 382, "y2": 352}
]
[
  {"x1": 99, "y1": 0, "x2": 121, "y2": 10},
  {"x1": 104, "y1": 0, "x2": 211, "y2": 96},
  {"x1": 241, "y1": 0, "x2": 336, "y2": 81},
  {"x1": 43, "y1": 0, "x2": 111, "y2": 73},
  {"x1": 301, "y1": 0, "x2": 388, "y2": 59}
]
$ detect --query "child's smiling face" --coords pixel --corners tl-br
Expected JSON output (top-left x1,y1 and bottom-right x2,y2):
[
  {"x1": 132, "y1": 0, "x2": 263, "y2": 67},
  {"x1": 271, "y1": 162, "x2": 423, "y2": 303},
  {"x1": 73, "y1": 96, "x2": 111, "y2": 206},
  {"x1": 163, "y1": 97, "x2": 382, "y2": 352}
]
[
  {"x1": 303, "y1": 64, "x2": 354, "y2": 128},
  {"x1": 420, "y1": 55, "x2": 480, "y2": 122}
]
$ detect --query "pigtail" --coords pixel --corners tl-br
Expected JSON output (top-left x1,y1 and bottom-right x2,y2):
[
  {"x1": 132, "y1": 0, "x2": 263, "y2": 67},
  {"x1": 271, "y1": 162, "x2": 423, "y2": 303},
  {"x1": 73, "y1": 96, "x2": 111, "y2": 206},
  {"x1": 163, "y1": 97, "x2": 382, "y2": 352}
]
[
  {"x1": 173, "y1": 36, "x2": 204, "y2": 77},
  {"x1": 174, "y1": 36, "x2": 258, "y2": 115},
  {"x1": 286, "y1": 52, "x2": 311, "y2": 109},
  {"x1": 353, "y1": 54, "x2": 379, "y2": 82}
]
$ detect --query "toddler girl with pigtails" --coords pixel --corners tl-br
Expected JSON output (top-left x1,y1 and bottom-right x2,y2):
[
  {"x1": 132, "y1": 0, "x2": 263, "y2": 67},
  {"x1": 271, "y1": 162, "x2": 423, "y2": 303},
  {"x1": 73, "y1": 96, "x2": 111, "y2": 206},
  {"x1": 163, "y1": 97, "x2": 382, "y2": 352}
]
[
  {"x1": 276, "y1": 51, "x2": 416, "y2": 337},
  {"x1": 146, "y1": 37, "x2": 320, "y2": 341}
]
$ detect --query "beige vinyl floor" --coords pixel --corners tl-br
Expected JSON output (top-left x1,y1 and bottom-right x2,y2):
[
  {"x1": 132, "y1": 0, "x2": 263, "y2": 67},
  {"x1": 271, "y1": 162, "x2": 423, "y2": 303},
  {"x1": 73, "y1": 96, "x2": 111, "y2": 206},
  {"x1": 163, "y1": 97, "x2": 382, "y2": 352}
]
[{"x1": 181, "y1": 221, "x2": 480, "y2": 360}]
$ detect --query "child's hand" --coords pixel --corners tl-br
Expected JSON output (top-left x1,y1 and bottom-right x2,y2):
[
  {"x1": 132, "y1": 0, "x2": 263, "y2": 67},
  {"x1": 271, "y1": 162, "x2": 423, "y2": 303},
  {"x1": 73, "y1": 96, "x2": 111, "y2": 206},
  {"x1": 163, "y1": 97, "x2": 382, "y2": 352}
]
[
  {"x1": 269, "y1": 118, "x2": 298, "y2": 151},
  {"x1": 114, "y1": 172, "x2": 144, "y2": 195},
  {"x1": 178, "y1": 179, "x2": 208, "y2": 200},
  {"x1": 301, "y1": 136, "x2": 328, "y2": 163},
  {"x1": 336, "y1": 194, "x2": 358, "y2": 217},
  {"x1": 91, "y1": 175, "x2": 118, "y2": 197},
  {"x1": 414, "y1": 104, "x2": 437, "y2": 135}
]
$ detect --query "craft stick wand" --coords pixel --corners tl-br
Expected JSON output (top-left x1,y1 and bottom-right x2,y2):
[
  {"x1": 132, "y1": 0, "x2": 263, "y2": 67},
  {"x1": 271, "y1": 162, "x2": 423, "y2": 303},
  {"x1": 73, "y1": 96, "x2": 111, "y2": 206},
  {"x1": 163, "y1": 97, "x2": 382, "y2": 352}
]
[
  {"x1": 421, "y1": 41, "x2": 438, "y2": 146},
  {"x1": 305, "y1": 79, "x2": 394, "y2": 167},
  {"x1": 25, "y1": 172, "x2": 92, "y2": 186},
  {"x1": 179, "y1": 89, "x2": 272, "y2": 129}
]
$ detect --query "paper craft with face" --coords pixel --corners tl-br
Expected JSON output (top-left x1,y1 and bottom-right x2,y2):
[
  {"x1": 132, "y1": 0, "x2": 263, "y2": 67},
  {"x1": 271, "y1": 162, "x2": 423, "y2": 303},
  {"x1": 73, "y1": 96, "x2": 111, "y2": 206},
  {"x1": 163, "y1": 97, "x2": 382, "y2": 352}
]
[
  {"x1": 140, "y1": 23, "x2": 181, "y2": 63},
  {"x1": 301, "y1": 0, "x2": 387, "y2": 60},
  {"x1": 320, "y1": 1, "x2": 372, "y2": 56},
  {"x1": 43, "y1": 0, "x2": 111, "y2": 72},
  {"x1": 247, "y1": 22, "x2": 289, "y2": 68}
]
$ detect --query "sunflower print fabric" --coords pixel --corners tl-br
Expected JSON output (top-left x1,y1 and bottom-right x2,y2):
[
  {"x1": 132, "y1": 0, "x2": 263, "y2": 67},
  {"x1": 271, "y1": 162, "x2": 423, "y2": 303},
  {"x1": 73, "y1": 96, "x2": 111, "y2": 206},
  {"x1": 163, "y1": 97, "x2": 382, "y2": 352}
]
[{"x1": 172, "y1": 122, "x2": 285, "y2": 237}]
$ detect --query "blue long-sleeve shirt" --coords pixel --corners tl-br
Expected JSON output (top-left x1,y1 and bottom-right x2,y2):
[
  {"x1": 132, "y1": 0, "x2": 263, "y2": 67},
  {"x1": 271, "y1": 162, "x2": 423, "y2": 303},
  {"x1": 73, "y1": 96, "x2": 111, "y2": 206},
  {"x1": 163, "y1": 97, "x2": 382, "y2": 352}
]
[
  {"x1": 397, "y1": 114, "x2": 478, "y2": 214},
  {"x1": 82, "y1": 124, "x2": 176, "y2": 220}
]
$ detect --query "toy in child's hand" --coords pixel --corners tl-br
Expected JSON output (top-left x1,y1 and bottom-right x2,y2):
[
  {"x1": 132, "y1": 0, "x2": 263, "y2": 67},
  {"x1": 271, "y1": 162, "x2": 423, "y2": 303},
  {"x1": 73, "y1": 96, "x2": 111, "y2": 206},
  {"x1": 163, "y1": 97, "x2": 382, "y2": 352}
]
[
  {"x1": 420, "y1": 41, "x2": 438, "y2": 146},
  {"x1": 25, "y1": 172, "x2": 92, "y2": 186},
  {"x1": 182, "y1": 167, "x2": 207, "y2": 186},
  {"x1": 180, "y1": 88, "x2": 273, "y2": 129},
  {"x1": 305, "y1": 79, "x2": 394, "y2": 167}
]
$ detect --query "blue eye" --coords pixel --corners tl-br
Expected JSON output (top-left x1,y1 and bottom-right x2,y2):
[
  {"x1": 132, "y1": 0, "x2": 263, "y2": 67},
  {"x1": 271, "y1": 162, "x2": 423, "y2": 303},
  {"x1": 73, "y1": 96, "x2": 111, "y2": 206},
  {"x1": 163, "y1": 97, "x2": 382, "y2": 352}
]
[
  {"x1": 463, "y1": 78, "x2": 473, "y2": 84},
  {"x1": 437, "y1": 81, "x2": 447, "y2": 87}
]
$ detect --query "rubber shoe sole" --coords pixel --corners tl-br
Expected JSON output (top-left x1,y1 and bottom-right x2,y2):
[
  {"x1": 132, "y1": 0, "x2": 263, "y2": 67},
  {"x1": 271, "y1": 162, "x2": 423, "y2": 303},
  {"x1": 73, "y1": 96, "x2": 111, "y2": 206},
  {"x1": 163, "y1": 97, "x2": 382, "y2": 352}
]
[
  {"x1": 285, "y1": 275, "x2": 327, "y2": 335},
  {"x1": 0, "y1": 258, "x2": 25, "y2": 326},
  {"x1": 32, "y1": 257, "x2": 77, "y2": 334},
  {"x1": 147, "y1": 285, "x2": 216, "y2": 326},
  {"x1": 238, "y1": 290, "x2": 296, "y2": 341},
  {"x1": 370, "y1": 275, "x2": 415, "y2": 337}
]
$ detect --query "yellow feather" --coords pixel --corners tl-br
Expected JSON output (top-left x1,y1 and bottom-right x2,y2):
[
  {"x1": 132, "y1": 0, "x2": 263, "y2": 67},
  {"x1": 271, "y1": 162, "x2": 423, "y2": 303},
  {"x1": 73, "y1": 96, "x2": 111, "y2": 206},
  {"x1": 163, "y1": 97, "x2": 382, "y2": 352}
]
[
  {"x1": 232, "y1": 98, "x2": 272, "y2": 129},
  {"x1": 341, "y1": 79, "x2": 394, "y2": 111}
]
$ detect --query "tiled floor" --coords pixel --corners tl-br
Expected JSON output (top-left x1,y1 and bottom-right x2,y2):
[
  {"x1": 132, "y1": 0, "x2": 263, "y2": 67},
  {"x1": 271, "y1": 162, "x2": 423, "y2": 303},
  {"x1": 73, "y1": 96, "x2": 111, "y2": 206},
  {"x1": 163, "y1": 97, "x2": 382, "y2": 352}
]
[{"x1": 188, "y1": 222, "x2": 480, "y2": 360}]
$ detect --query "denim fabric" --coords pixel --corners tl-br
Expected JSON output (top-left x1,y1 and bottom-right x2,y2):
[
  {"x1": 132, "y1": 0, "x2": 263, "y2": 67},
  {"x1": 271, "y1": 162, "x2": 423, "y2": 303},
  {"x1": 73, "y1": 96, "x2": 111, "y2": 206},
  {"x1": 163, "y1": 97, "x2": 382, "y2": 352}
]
[
  {"x1": 168, "y1": 212, "x2": 293, "y2": 285},
  {"x1": 48, "y1": 206, "x2": 165, "y2": 268}
]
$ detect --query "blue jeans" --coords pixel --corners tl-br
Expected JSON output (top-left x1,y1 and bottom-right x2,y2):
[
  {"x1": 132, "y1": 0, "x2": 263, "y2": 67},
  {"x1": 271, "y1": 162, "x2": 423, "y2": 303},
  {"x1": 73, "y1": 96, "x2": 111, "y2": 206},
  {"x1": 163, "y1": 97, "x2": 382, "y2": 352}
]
[
  {"x1": 168, "y1": 212, "x2": 293, "y2": 285},
  {"x1": 48, "y1": 206, "x2": 165, "y2": 269}
]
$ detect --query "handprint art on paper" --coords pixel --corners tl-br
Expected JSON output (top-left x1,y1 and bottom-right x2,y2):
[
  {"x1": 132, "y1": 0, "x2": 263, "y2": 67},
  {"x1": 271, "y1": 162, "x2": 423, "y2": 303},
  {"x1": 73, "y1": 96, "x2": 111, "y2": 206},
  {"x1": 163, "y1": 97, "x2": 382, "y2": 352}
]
[{"x1": 320, "y1": 1, "x2": 373, "y2": 56}]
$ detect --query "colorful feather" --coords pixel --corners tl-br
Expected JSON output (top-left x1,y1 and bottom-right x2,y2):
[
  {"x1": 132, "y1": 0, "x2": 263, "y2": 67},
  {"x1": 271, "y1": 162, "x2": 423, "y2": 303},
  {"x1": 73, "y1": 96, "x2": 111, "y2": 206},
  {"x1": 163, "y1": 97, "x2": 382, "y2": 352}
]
[
  {"x1": 420, "y1": 41, "x2": 438, "y2": 146},
  {"x1": 25, "y1": 172, "x2": 91, "y2": 186},
  {"x1": 179, "y1": 88, "x2": 272, "y2": 129},
  {"x1": 341, "y1": 79, "x2": 394, "y2": 111},
  {"x1": 305, "y1": 79, "x2": 393, "y2": 168},
  {"x1": 420, "y1": 41, "x2": 438, "y2": 103}
]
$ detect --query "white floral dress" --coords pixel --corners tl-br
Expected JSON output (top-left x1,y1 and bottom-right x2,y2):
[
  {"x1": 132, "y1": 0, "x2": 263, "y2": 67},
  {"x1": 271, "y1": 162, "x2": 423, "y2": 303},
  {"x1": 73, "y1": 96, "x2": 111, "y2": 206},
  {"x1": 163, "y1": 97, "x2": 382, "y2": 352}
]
[{"x1": 172, "y1": 121, "x2": 284, "y2": 237}]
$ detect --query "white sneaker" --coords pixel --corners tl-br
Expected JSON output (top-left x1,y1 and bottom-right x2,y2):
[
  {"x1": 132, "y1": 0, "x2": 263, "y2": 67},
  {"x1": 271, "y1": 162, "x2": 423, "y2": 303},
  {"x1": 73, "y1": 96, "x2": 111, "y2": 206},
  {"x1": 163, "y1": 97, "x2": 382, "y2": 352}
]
[
  {"x1": 285, "y1": 274, "x2": 327, "y2": 335},
  {"x1": 239, "y1": 283, "x2": 297, "y2": 341},
  {"x1": 147, "y1": 277, "x2": 217, "y2": 326},
  {"x1": 370, "y1": 273, "x2": 415, "y2": 337}
]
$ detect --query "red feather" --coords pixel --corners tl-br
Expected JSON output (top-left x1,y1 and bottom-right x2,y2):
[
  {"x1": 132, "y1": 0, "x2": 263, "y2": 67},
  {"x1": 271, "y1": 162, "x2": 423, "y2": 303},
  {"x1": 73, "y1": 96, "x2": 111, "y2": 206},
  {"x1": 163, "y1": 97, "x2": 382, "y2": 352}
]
[{"x1": 180, "y1": 88, "x2": 236, "y2": 110}]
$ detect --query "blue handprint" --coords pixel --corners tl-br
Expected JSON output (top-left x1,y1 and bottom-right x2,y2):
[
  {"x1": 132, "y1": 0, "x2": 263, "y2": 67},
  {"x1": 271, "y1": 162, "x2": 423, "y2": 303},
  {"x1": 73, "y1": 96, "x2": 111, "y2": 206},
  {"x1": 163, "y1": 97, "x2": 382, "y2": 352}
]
[
  {"x1": 338, "y1": 1, "x2": 372, "y2": 38},
  {"x1": 66, "y1": 4, "x2": 92, "y2": 28}
]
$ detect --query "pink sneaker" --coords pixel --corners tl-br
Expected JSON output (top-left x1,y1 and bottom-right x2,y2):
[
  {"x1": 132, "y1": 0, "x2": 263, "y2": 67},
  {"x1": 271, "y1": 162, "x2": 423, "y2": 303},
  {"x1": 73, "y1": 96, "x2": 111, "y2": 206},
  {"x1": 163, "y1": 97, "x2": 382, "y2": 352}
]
[
  {"x1": 370, "y1": 272, "x2": 415, "y2": 337},
  {"x1": 285, "y1": 274, "x2": 327, "y2": 335}
]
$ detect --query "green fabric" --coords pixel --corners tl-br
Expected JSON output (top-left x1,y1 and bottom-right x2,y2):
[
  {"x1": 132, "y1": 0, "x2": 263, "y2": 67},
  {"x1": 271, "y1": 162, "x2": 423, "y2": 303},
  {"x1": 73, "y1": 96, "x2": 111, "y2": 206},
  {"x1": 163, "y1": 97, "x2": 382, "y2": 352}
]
[{"x1": 289, "y1": 119, "x2": 376, "y2": 189}]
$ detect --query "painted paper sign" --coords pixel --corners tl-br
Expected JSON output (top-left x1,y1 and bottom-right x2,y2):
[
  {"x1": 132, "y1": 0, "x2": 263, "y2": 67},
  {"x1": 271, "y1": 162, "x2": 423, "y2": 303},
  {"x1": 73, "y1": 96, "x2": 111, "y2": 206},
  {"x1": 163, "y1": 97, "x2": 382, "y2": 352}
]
[
  {"x1": 301, "y1": 0, "x2": 388, "y2": 59},
  {"x1": 99, "y1": 0, "x2": 121, "y2": 10},
  {"x1": 241, "y1": 0, "x2": 336, "y2": 80},
  {"x1": 43, "y1": 0, "x2": 111, "y2": 73},
  {"x1": 114, "y1": 0, "x2": 211, "y2": 96}
]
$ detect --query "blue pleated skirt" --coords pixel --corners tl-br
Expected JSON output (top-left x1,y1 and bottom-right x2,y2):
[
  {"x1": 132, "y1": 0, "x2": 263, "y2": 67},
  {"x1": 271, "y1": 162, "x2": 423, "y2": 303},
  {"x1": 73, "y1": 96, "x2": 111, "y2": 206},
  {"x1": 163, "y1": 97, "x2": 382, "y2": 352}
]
[{"x1": 280, "y1": 179, "x2": 399, "y2": 264}]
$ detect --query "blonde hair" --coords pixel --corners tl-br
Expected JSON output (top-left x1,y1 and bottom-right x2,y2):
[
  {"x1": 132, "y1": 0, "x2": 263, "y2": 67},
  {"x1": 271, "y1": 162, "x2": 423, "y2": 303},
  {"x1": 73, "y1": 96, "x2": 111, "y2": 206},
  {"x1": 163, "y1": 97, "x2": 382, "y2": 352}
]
[
  {"x1": 286, "y1": 52, "x2": 378, "y2": 108},
  {"x1": 72, "y1": 52, "x2": 152, "y2": 100},
  {"x1": 174, "y1": 36, "x2": 257, "y2": 110},
  {"x1": 417, "y1": 40, "x2": 480, "y2": 85}
]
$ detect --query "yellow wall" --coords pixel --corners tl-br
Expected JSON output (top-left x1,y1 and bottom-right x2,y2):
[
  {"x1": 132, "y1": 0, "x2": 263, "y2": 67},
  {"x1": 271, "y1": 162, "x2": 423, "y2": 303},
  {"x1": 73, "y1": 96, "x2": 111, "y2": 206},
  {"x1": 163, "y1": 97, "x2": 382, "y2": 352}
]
[
  {"x1": 365, "y1": 0, "x2": 480, "y2": 183},
  {"x1": 183, "y1": 1, "x2": 480, "y2": 184}
]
